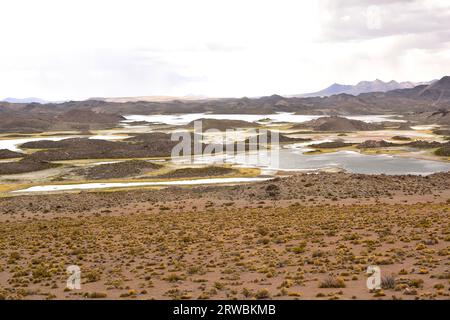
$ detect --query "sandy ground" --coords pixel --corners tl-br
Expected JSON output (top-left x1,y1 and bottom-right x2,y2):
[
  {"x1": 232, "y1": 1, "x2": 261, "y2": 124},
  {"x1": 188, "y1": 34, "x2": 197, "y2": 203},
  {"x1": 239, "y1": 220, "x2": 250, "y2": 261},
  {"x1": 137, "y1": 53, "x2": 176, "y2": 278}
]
[
  {"x1": 0, "y1": 172, "x2": 449, "y2": 300},
  {"x1": 0, "y1": 200, "x2": 448, "y2": 300}
]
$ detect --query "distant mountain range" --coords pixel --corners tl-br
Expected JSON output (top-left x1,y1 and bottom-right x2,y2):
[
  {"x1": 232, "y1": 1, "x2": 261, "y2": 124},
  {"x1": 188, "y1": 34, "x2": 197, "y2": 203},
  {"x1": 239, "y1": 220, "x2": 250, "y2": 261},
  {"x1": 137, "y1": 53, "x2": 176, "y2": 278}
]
[
  {"x1": 1, "y1": 79, "x2": 438, "y2": 104},
  {"x1": 1, "y1": 76, "x2": 450, "y2": 134},
  {"x1": 296, "y1": 79, "x2": 435, "y2": 98},
  {"x1": 2, "y1": 97, "x2": 48, "y2": 104},
  {"x1": 92, "y1": 95, "x2": 210, "y2": 103}
]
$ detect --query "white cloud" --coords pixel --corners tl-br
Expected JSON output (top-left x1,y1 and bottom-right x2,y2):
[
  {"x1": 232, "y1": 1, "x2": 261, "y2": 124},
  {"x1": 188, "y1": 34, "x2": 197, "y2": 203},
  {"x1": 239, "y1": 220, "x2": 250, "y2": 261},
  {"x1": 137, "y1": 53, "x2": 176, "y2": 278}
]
[{"x1": 0, "y1": 0, "x2": 449, "y2": 100}]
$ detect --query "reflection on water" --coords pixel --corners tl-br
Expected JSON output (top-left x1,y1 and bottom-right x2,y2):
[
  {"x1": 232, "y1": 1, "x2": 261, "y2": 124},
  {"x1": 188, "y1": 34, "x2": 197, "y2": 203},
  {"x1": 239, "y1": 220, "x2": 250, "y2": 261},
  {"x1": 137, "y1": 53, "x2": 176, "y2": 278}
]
[{"x1": 176, "y1": 148, "x2": 450, "y2": 175}]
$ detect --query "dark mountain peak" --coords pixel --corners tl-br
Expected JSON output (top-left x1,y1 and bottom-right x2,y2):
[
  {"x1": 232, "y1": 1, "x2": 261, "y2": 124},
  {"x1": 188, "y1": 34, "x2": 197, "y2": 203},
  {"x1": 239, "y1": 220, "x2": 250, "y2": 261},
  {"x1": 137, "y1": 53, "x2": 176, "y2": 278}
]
[
  {"x1": 258, "y1": 94, "x2": 285, "y2": 103},
  {"x1": 418, "y1": 75, "x2": 450, "y2": 100},
  {"x1": 425, "y1": 76, "x2": 450, "y2": 89},
  {"x1": 421, "y1": 76, "x2": 447, "y2": 87},
  {"x1": 327, "y1": 83, "x2": 352, "y2": 90},
  {"x1": 356, "y1": 79, "x2": 381, "y2": 85},
  {"x1": 329, "y1": 83, "x2": 345, "y2": 88},
  {"x1": 269, "y1": 94, "x2": 284, "y2": 100},
  {"x1": 436, "y1": 75, "x2": 450, "y2": 85}
]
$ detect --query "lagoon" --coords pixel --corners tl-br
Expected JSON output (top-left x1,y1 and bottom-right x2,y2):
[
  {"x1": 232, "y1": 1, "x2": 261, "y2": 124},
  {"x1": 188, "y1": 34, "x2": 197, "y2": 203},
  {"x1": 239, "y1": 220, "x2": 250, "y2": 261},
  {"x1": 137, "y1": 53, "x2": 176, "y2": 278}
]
[
  {"x1": 122, "y1": 113, "x2": 405, "y2": 126},
  {"x1": 177, "y1": 148, "x2": 450, "y2": 175},
  {"x1": 13, "y1": 177, "x2": 272, "y2": 193}
]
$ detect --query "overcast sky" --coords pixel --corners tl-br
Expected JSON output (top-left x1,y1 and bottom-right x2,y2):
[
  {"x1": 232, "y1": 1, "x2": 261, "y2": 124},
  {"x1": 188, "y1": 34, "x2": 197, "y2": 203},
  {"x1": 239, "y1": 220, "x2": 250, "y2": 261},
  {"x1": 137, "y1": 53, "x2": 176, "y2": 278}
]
[{"x1": 1, "y1": 0, "x2": 450, "y2": 100}]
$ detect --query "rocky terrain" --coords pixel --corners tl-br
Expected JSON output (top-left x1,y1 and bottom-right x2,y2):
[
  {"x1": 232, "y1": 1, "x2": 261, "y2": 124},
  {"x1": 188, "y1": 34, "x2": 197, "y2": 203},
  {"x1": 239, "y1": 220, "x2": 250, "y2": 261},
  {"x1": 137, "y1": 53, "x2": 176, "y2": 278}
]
[
  {"x1": 405, "y1": 110, "x2": 450, "y2": 125},
  {"x1": 310, "y1": 140, "x2": 355, "y2": 149},
  {"x1": 391, "y1": 136, "x2": 412, "y2": 141},
  {"x1": 244, "y1": 131, "x2": 312, "y2": 144},
  {"x1": 357, "y1": 140, "x2": 396, "y2": 149},
  {"x1": 2, "y1": 172, "x2": 450, "y2": 216},
  {"x1": 74, "y1": 161, "x2": 163, "y2": 180},
  {"x1": 20, "y1": 135, "x2": 178, "y2": 161},
  {"x1": 0, "y1": 149, "x2": 23, "y2": 159},
  {"x1": 55, "y1": 109, "x2": 124, "y2": 124},
  {"x1": 292, "y1": 117, "x2": 383, "y2": 132},
  {"x1": 185, "y1": 119, "x2": 258, "y2": 131},
  {"x1": 155, "y1": 166, "x2": 235, "y2": 179},
  {"x1": 357, "y1": 140, "x2": 446, "y2": 150},
  {"x1": 0, "y1": 108, "x2": 124, "y2": 133},
  {"x1": 0, "y1": 159, "x2": 57, "y2": 175}
]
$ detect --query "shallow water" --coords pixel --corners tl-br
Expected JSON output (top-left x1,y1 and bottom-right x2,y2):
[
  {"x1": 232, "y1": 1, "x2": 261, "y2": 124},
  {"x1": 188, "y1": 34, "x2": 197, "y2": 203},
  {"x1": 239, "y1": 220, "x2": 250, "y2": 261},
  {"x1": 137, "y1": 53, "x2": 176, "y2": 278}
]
[
  {"x1": 13, "y1": 177, "x2": 271, "y2": 193},
  {"x1": 122, "y1": 113, "x2": 405, "y2": 126},
  {"x1": 88, "y1": 135, "x2": 126, "y2": 141},
  {"x1": 176, "y1": 148, "x2": 450, "y2": 175},
  {"x1": 410, "y1": 125, "x2": 439, "y2": 131}
]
